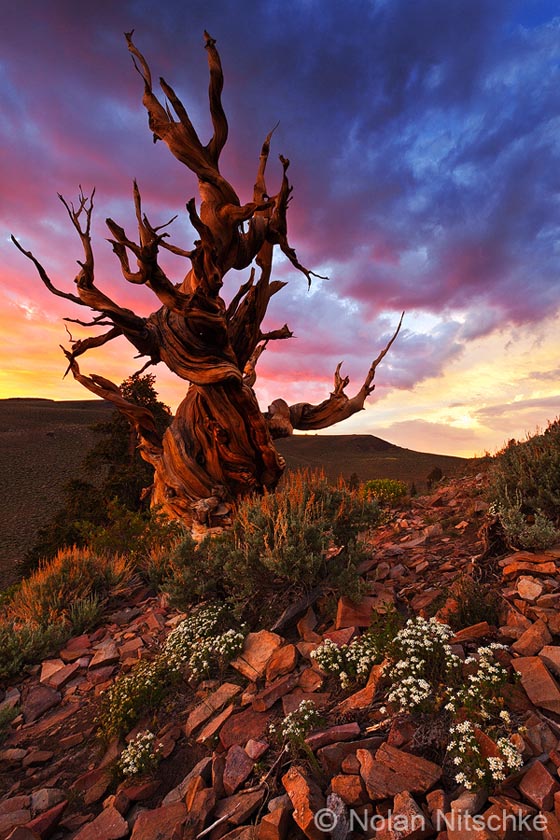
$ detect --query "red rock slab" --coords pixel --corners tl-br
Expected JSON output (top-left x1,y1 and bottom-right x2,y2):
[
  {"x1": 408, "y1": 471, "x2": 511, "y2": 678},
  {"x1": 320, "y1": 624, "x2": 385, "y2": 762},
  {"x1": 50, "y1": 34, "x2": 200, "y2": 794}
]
[
  {"x1": 196, "y1": 703, "x2": 236, "y2": 745},
  {"x1": 317, "y1": 736, "x2": 385, "y2": 775},
  {"x1": 245, "y1": 740, "x2": 268, "y2": 760},
  {"x1": 282, "y1": 766, "x2": 326, "y2": 840},
  {"x1": 22, "y1": 685, "x2": 61, "y2": 723},
  {"x1": 71, "y1": 766, "x2": 112, "y2": 806},
  {"x1": 281, "y1": 692, "x2": 330, "y2": 715},
  {"x1": 183, "y1": 788, "x2": 216, "y2": 838},
  {"x1": 513, "y1": 657, "x2": 560, "y2": 714},
  {"x1": 118, "y1": 779, "x2": 161, "y2": 802},
  {"x1": 39, "y1": 659, "x2": 65, "y2": 684},
  {"x1": 231, "y1": 631, "x2": 283, "y2": 680},
  {"x1": 64, "y1": 633, "x2": 91, "y2": 650},
  {"x1": 162, "y1": 756, "x2": 212, "y2": 805},
  {"x1": 502, "y1": 560, "x2": 557, "y2": 580},
  {"x1": 322, "y1": 626, "x2": 357, "y2": 646},
  {"x1": 512, "y1": 619, "x2": 552, "y2": 657},
  {"x1": 22, "y1": 749, "x2": 54, "y2": 767},
  {"x1": 212, "y1": 788, "x2": 266, "y2": 827},
  {"x1": 451, "y1": 622, "x2": 492, "y2": 644},
  {"x1": 89, "y1": 640, "x2": 120, "y2": 669},
  {"x1": 4, "y1": 829, "x2": 43, "y2": 840},
  {"x1": 376, "y1": 791, "x2": 434, "y2": 840},
  {"x1": 130, "y1": 802, "x2": 187, "y2": 840},
  {"x1": 59, "y1": 646, "x2": 91, "y2": 663},
  {"x1": 184, "y1": 682, "x2": 242, "y2": 736},
  {"x1": 0, "y1": 810, "x2": 32, "y2": 836},
  {"x1": 23, "y1": 702, "x2": 77, "y2": 736},
  {"x1": 219, "y1": 828, "x2": 258, "y2": 840},
  {"x1": 71, "y1": 806, "x2": 129, "y2": 840},
  {"x1": 341, "y1": 754, "x2": 361, "y2": 774},
  {"x1": 265, "y1": 645, "x2": 298, "y2": 682},
  {"x1": 257, "y1": 806, "x2": 291, "y2": 840},
  {"x1": 330, "y1": 774, "x2": 368, "y2": 807},
  {"x1": 297, "y1": 608, "x2": 321, "y2": 643},
  {"x1": 252, "y1": 674, "x2": 298, "y2": 712},
  {"x1": 519, "y1": 760, "x2": 560, "y2": 811},
  {"x1": 334, "y1": 661, "x2": 387, "y2": 714},
  {"x1": 45, "y1": 661, "x2": 82, "y2": 691},
  {"x1": 219, "y1": 708, "x2": 270, "y2": 749},
  {"x1": 298, "y1": 668, "x2": 324, "y2": 693},
  {"x1": 358, "y1": 744, "x2": 441, "y2": 800},
  {"x1": 223, "y1": 745, "x2": 255, "y2": 795},
  {"x1": 305, "y1": 722, "x2": 361, "y2": 751},
  {"x1": 538, "y1": 811, "x2": 560, "y2": 840},
  {"x1": 335, "y1": 596, "x2": 378, "y2": 629},
  {"x1": 540, "y1": 647, "x2": 560, "y2": 677},
  {"x1": 0, "y1": 797, "x2": 30, "y2": 815},
  {"x1": 87, "y1": 665, "x2": 117, "y2": 686}
]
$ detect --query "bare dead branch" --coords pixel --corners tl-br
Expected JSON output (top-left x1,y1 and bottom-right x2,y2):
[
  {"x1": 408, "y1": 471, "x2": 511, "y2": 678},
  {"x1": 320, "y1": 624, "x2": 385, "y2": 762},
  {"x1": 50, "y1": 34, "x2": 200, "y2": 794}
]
[
  {"x1": 267, "y1": 314, "x2": 404, "y2": 436},
  {"x1": 11, "y1": 236, "x2": 83, "y2": 305},
  {"x1": 62, "y1": 352, "x2": 163, "y2": 453},
  {"x1": 204, "y1": 31, "x2": 228, "y2": 165},
  {"x1": 260, "y1": 324, "x2": 293, "y2": 341}
]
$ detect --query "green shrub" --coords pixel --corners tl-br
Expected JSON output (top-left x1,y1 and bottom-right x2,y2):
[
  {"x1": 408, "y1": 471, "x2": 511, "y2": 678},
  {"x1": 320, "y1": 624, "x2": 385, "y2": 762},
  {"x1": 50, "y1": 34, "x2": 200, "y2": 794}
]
[
  {"x1": 445, "y1": 576, "x2": 501, "y2": 631},
  {"x1": 490, "y1": 419, "x2": 560, "y2": 521},
  {"x1": 492, "y1": 499, "x2": 560, "y2": 551},
  {"x1": 0, "y1": 704, "x2": 20, "y2": 745},
  {"x1": 8, "y1": 546, "x2": 134, "y2": 627},
  {"x1": 97, "y1": 603, "x2": 244, "y2": 741},
  {"x1": 96, "y1": 655, "x2": 173, "y2": 742},
  {"x1": 363, "y1": 478, "x2": 408, "y2": 505},
  {"x1": 69, "y1": 594, "x2": 104, "y2": 635},
  {"x1": 79, "y1": 501, "x2": 183, "y2": 573},
  {"x1": 163, "y1": 470, "x2": 379, "y2": 619},
  {"x1": 0, "y1": 621, "x2": 71, "y2": 681}
]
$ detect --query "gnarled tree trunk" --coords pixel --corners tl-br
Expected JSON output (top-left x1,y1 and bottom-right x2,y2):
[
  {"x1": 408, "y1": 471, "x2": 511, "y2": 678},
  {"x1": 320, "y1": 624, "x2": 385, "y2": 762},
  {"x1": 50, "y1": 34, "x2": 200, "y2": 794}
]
[{"x1": 13, "y1": 31, "x2": 402, "y2": 530}]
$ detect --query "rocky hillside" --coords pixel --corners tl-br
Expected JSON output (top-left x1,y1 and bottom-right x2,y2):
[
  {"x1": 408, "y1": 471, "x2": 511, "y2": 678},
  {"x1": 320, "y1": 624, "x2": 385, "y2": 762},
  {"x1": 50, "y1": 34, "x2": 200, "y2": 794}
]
[
  {"x1": 2, "y1": 472, "x2": 560, "y2": 839},
  {"x1": 0, "y1": 398, "x2": 468, "y2": 587}
]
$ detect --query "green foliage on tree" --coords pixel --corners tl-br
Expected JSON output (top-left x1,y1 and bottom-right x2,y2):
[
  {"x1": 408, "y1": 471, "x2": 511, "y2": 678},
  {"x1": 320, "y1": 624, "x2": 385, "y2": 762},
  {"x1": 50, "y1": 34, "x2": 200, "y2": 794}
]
[{"x1": 24, "y1": 374, "x2": 171, "y2": 572}]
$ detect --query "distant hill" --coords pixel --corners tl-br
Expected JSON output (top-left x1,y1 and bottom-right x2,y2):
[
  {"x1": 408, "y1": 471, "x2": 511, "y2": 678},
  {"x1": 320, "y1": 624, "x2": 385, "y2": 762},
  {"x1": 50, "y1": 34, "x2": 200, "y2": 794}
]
[
  {"x1": 0, "y1": 399, "x2": 469, "y2": 587},
  {"x1": 276, "y1": 433, "x2": 467, "y2": 486}
]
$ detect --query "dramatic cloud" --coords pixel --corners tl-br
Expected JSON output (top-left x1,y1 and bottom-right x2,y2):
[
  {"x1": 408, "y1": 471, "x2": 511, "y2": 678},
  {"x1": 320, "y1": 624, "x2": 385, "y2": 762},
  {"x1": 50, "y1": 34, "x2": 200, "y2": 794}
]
[{"x1": 1, "y1": 0, "x2": 559, "y2": 455}]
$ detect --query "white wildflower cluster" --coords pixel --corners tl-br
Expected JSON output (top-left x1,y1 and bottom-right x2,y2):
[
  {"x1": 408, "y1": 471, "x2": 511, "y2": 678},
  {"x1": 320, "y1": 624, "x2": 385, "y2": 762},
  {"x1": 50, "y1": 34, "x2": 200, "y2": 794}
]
[
  {"x1": 118, "y1": 730, "x2": 162, "y2": 778},
  {"x1": 385, "y1": 617, "x2": 461, "y2": 713},
  {"x1": 387, "y1": 672, "x2": 433, "y2": 711},
  {"x1": 164, "y1": 604, "x2": 245, "y2": 680},
  {"x1": 99, "y1": 656, "x2": 169, "y2": 740},
  {"x1": 269, "y1": 700, "x2": 321, "y2": 744},
  {"x1": 310, "y1": 632, "x2": 380, "y2": 689},
  {"x1": 447, "y1": 721, "x2": 523, "y2": 790},
  {"x1": 445, "y1": 644, "x2": 509, "y2": 719}
]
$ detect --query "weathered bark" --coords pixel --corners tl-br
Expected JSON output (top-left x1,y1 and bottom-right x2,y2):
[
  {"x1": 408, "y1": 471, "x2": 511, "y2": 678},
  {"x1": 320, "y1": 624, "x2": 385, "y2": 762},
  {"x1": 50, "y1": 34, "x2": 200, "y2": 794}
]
[{"x1": 13, "y1": 32, "x2": 402, "y2": 529}]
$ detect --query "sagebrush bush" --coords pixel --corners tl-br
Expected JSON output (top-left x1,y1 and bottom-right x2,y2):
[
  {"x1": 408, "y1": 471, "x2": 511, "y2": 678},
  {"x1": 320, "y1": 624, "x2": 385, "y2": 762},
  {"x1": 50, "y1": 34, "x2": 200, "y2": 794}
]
[
  {"x1": 362, "y1": 478, "x2": 408, "y2": 505},
  {"x1": 0, "y1": 621, "x2": 71, "y2": 680},
  {"x1": 162, "y1": 470, "x2": 378, "y2": 618},
  {"x1": 80, "y1": 501, "x2": 183, "y2": 571},
  {"x1": 0, "y1": 704, "x2": 20, "y2": 744},
  {"x1": 8, "y1": 546, "x2": 134, "y2": 627},
  {"x1": 492, "y1": 499, "x2": 560, "y2": 551},
  {"x1": 490, "y1": 419, "x2": 560, "y2": 521}
]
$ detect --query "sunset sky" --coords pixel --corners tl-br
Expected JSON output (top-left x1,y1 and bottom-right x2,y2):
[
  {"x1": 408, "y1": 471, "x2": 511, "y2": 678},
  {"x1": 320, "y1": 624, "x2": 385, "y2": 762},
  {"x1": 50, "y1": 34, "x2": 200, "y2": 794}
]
[{"x1": 1, "y1": 0, "x2": 559, "y2": 457}]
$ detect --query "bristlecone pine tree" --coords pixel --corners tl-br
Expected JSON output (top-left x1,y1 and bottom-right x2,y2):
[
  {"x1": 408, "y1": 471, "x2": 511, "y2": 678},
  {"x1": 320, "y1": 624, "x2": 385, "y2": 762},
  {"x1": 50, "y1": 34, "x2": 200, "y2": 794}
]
[{"x1": 13, "y1": 31, "x2": 402, "y2": 530}]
